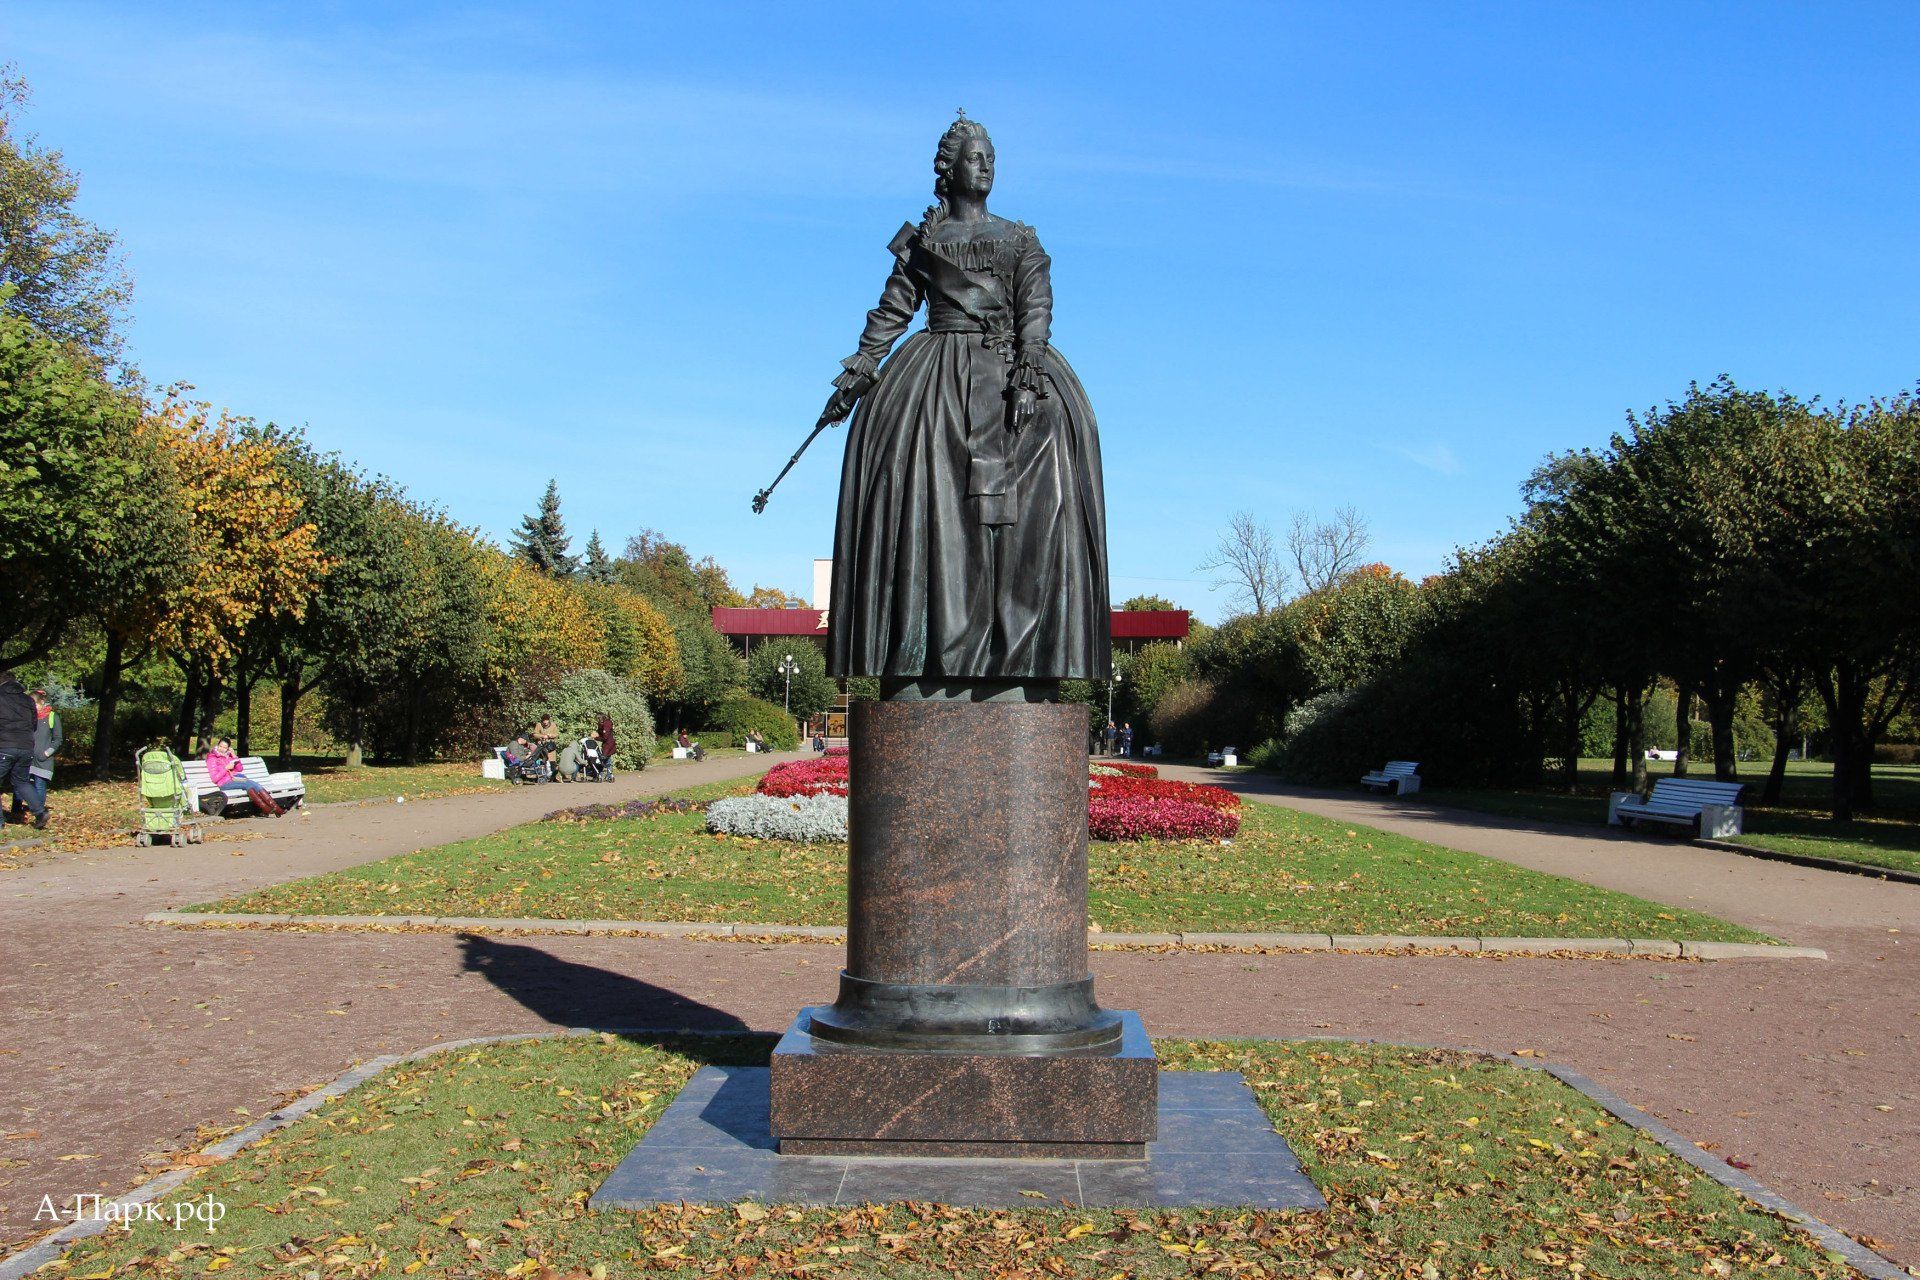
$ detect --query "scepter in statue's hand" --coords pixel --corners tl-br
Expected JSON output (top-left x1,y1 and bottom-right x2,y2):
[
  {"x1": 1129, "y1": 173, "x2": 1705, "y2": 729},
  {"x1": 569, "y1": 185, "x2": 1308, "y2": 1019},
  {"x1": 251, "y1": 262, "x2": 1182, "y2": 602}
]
[{"x1": 751, "y1": 386, "x2": 861, "y2": 514}]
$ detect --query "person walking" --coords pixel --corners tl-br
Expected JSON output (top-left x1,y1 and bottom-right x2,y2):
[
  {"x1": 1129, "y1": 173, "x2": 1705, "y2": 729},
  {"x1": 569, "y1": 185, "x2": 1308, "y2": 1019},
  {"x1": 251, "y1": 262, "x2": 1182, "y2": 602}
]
[
  {"x1": 0, "y1": 671, "x2": 48, "y2": 830},
  {"x1": 1102, "y1": 720, "x2": 1117, "y2": 757},
  {"x1": 1119, "y1": 722, "x2": 1134, "y2": 758},
  {"x1": 10, "y1": 689, "x2": 61, "y2": 825},
  {"x1": 596, "y1": 712, "x2": 616, "y2": 765}
]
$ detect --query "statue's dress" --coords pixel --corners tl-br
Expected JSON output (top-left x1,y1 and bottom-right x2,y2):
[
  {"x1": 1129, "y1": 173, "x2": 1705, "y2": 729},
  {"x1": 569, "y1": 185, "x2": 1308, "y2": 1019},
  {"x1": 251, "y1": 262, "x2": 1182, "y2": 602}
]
[{"x1": 828, "y1": 215, "x2": 1110, "y2": 682}]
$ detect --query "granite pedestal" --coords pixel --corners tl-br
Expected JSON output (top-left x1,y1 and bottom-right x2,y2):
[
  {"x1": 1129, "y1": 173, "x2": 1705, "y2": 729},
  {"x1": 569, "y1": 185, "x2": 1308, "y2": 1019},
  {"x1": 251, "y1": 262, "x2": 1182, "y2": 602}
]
[{"x1": 767, "y1": 699, "x2": 1156, "y2": 1158}]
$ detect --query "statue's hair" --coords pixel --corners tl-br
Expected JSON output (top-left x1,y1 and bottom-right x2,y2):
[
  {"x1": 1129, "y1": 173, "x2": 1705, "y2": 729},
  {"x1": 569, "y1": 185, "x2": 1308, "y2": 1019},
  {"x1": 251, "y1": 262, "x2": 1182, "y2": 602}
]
[{"x1": 918, "y1": 116, "x2": 992, "y2": 238}]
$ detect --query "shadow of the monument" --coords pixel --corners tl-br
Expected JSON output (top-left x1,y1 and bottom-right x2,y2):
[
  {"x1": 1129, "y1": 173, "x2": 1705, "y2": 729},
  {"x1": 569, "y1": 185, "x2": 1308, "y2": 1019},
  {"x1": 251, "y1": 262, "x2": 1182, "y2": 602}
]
[{"x1": 456, "y1": 934, "x2": 770, "y2": 1061}]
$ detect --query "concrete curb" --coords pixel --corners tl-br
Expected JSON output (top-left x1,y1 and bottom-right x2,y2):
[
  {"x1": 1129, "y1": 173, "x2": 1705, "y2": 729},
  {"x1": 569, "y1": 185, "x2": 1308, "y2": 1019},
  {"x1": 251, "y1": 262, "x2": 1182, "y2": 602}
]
[
  {"x1": 0, "y1": 1026, "x2": 1899, "y2": 1280},
  {"x1": 1693, "y1": 837, "x2": 1920, "y2": 887},
  {"x1": 143, "y1": 910, "x2": 1825, "y2": 961}
]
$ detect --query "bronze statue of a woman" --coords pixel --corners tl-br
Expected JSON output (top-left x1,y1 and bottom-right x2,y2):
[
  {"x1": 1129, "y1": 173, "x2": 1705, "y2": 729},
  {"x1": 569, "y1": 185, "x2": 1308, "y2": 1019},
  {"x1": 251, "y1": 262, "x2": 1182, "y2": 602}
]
[{"x1": 819, "y1": 114, "x2": 1110, "y2": 698}]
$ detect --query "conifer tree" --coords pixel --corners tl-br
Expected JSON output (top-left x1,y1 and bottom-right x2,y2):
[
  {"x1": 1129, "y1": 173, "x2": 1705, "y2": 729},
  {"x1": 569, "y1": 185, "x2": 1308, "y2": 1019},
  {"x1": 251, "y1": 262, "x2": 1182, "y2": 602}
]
[
  {"x1": 510, "y1": 479, "x2": 579, "y2": 577},
  {"x1": 581, "y1": 529, "x2": 615, "y2": 584}
]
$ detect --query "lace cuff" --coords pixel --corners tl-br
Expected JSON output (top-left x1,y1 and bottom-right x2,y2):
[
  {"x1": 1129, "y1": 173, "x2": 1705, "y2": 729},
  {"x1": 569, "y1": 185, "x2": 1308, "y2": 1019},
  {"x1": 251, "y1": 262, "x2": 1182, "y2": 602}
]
[
  {"x1": 1009, "y1": 344, "x2": 1050, "y2": 399},
  {"x1": 833, "y1": 353, "x2": 879, "y2": 393}
]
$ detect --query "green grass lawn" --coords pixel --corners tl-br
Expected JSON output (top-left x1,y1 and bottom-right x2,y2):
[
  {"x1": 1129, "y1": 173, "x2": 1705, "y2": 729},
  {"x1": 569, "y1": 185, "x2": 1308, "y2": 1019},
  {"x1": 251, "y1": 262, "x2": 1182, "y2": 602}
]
[
  {"x1": 199, "y1": 784, "x2": 1770, "y2": 942},
  {"x1": 1428, "y1": 759, "x2": 1920, "y2": 877},
  {"x1": 53, "y1": 1033, "x2": 1858, "y2": 1280},
  {"x1": 298, "y1": 759, "x2": 512, "y2": 806}
]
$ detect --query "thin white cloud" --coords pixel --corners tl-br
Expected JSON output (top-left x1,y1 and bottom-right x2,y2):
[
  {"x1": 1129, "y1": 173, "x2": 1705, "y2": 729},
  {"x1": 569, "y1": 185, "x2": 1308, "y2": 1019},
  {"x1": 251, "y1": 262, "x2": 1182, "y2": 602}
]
[{"x1": 1388, "y1": 441, "x2": 1464, "y2": 475}]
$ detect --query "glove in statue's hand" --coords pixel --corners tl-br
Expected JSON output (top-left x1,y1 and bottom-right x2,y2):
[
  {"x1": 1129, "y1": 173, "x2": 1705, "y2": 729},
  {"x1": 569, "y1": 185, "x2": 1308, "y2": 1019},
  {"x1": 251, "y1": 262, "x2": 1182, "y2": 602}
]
[
  {"x1": 1010, "y1": 388, "x2": 1038, "y2": 434},
  {"x1": 819, "y1": 387, "x2": 860, "y2": 426}
]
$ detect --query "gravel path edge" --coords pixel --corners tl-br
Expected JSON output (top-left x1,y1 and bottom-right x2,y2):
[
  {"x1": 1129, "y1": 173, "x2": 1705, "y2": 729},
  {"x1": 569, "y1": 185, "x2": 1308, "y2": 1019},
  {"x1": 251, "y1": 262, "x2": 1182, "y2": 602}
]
[{"x1": 141, "y1": 910, "x2": 1827, "y2": 960}]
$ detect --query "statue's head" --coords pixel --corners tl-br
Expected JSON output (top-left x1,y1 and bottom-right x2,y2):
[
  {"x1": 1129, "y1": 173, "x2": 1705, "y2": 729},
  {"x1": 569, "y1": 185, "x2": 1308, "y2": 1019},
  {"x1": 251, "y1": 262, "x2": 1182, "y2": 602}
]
[{"x1": 933, "y1": 112, "x2": 994, "y2": 203}]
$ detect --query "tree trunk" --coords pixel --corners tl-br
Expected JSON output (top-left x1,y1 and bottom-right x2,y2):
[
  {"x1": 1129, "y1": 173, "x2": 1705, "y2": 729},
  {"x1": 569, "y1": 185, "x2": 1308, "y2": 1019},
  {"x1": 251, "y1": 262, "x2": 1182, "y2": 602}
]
[
  {"x1": 173, "y1": 660, "x2": 203, "y2": 756},
  {"x1": 1762, "y1": 672, "x2": 1799, "y2": 805},
  {"x1": 234, "y1": 659, "x2": 254, "y2": 757},
  {"x1": 91, "y1": 629, "x2": 128, "y2": 782},
  {"x1": 1625, "y1": 685, "x2": 1649, "y2": 794},
  {"x1": 277, "y1": 670, "x2": 303, "y2": 771},
  {"x1": 1698, "y1": 677, "x2": 1739, "y2": 781},
  {"x1": 1560, "y1": 685, "x2": 1583, "y2": 792},
  {"x1": 1610, "y1": 688, "x2": 1629, "y2": 788},
  {"x1": 1672, "y1": 685, "x2": 1691, "y2": 777},
  {"x1": 197, "y1": 671, "x2": 222, "y2": 754},
  {"x1": 345, "y1": 705, "x2": 365, "y2": 770}
]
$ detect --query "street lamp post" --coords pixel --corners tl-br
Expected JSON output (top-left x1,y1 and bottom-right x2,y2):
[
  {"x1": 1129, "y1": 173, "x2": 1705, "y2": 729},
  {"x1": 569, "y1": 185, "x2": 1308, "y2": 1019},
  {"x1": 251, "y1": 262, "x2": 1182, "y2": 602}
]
[
  {"x1": 1105, "y1": 670, "x2": 1122, "y2": 755},
  {"x1": 779, "y1": 652, "x2": 801, "y2": 716}
]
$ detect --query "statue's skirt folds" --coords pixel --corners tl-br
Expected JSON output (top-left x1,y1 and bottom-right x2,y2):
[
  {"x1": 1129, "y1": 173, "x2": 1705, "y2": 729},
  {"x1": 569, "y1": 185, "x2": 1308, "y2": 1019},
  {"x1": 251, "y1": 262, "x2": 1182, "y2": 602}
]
[{"x1": 828, "y1": 330, "x2": 1110, "y2": 682}]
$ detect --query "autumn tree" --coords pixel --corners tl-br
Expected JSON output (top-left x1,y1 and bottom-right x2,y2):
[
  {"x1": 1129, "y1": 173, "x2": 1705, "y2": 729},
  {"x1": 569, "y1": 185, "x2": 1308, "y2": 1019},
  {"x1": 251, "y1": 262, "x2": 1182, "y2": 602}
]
[
  {"x1": 0, "y1": 67, "x2": 132, "y2": 363},
  {"x1": 748, "y1": 637, "x2": 836, "y2": 722},
  {"x1": 156, "y1": 401, "x2": 329, "y2": 751}
]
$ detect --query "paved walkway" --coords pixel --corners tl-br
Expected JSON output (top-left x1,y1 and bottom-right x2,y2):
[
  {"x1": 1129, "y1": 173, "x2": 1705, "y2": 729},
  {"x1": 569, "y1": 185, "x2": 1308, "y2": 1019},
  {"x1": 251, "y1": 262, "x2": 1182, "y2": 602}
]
[{"x1": 4, "y1": 757, "x2": 1915, "y2": 1267}]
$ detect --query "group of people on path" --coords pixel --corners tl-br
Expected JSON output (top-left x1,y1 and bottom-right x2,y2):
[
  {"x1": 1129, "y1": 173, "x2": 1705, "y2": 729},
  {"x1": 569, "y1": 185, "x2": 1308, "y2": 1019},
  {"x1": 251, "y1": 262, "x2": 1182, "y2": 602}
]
[
  {"x1": 505, "y1": 712, "x2": 617, "y2": 779},
  {"x1": 0, "y1": 670, "x2": 59, "y2": 831},
  {"x1": 1100, "y1": 720, "x2": 1135, "y2": 758}
]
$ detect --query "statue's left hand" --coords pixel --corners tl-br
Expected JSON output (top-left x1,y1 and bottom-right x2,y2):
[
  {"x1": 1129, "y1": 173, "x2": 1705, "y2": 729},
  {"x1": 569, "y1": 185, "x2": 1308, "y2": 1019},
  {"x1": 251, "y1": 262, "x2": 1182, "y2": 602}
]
[{"x1": 1010, "y1": 388, "x2": 1038, "y2": 434}]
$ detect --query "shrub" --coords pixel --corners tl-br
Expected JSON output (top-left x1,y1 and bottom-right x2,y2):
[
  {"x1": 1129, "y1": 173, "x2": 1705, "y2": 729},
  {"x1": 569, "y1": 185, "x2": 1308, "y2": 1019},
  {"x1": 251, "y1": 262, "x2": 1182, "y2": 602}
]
[
  {"x1": 759, "y1": 756, "x2": 849, "y2": 797},
  {"x1": 1269, "y1": 688, "x2": 1392, "y2": 786},
  {"x1": 1089, "y1": 795, "x2": 1239, "y2": 841},
  {"x1": 707, "y1": 793, "x2": 849, "y2": 842},
  {"x1": 1244, "y1": 737, "x2": 1283, "y2": 770},
  {"x1": 505, "y1": 667, "x2": 654, "y2": 770},
  {"x1": 706, "y1": 693, "x2": 799, "y2": 751},
  {"x1": 1149, "y1": 679, "x2": 1232, "y2": 757},
  {"x1": 1090, "y1": 775, "x2": 1239, "y2": 810}
]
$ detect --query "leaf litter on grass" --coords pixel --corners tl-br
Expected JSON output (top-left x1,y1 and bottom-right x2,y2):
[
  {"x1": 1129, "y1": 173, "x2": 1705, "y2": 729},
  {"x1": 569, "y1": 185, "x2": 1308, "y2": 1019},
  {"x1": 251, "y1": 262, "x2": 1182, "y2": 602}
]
[{"x1": 53, "y1": 1034, "x2": 1858, "y2": 1280}]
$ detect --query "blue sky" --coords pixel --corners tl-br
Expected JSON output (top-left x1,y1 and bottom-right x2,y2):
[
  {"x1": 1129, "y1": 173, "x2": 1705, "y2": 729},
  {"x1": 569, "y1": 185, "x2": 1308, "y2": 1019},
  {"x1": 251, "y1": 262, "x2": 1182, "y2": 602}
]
[{"x1": 6, "y1": 2, "x2": 1917, "y2": 621}]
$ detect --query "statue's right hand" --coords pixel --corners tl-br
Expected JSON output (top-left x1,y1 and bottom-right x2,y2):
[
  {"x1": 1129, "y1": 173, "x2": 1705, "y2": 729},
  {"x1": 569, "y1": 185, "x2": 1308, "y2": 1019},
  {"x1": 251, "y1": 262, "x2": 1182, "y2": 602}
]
[{"x1": 819, "y1": 387, "x2": 859, "y2": 426}]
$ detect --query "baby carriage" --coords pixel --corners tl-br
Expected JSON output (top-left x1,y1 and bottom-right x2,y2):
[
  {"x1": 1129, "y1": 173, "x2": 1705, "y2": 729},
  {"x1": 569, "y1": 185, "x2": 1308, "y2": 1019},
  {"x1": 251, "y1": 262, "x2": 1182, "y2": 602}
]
[
  {"x1": 134, "y1": 745, "x2": 203, "y2": 846},
  {"x1": 576, "y1": 734, "x2": 613, "y2": 783},
  {"x1": 502, "y1": 739, "x2": 554, "y2": 785}
]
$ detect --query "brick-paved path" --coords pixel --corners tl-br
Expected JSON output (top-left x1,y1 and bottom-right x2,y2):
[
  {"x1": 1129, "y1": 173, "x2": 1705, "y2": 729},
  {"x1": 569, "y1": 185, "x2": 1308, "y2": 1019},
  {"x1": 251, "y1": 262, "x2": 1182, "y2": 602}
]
[{"x1": 4, "y1": 758, "x2": 1915, "y2": 1266}]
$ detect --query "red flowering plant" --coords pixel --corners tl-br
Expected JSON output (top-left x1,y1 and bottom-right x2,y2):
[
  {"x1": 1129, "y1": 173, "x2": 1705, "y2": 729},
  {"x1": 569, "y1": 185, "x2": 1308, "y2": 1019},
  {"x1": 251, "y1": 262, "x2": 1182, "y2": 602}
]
[
  {"x1": 758, "y1": 757, "x2": 849, "y2": 798},
  {"x1": 823, "y1": 745, "x2": 850, "y2": 757},
  {"x1": 1088, "y1": 774, "x2": 1239, "y2": 811},
  {"x1": 1104, "y1": 761, "x2": 1158, "y2": 779},
  {"x1": 1089, "y1": 794, "x2": 1239, "y2": 841}
]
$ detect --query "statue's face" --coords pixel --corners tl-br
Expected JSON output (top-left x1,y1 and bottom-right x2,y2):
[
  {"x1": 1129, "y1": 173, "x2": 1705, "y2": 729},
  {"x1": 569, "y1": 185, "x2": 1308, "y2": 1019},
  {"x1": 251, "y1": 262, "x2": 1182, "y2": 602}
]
[{"x1": 951, "y1": 136, "x2": 994, "y2": 198}]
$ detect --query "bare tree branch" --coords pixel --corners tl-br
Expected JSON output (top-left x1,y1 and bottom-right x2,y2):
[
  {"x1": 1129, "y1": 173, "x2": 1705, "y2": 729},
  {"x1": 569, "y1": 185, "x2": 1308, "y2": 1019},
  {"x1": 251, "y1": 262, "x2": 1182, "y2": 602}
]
[
  {"x1": 1288, "y1": 506, "x2": 1372, "y2": 593},
  {"x1": 1198, "y1": 511, "x2": 1287, "y2": 616}
]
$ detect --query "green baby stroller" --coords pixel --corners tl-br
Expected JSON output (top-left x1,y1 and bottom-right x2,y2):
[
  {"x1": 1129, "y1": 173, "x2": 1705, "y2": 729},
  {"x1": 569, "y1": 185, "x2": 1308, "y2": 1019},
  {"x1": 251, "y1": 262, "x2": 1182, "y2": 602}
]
[{"x1": 134, "y1": 744, "x2": 203, "y2": 846}]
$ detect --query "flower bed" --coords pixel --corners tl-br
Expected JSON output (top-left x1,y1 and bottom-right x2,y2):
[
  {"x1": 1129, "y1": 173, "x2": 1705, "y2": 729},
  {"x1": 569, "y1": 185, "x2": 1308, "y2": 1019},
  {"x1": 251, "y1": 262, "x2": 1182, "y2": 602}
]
[
  {"x1": 1089, "y1": 774, "x2": 1239, "y2": 811},
  {"x1": 706, "y1": 793, "x2": 849, "y2": 842},
  {"x1": 543, "y1": 797, "x2": 703, "y2": 824},
  {"x1": 823, "y1": 745, "x2": 849, "y2": 758},
  {"x1": 758, "y1": 756, "x2": 848, "y2": 798},
  {"x1": 1103, "y1": 760, "x2": 1159, "y2": 778},
  {"x1": 1089, "y1": 794, "x2": 1239, "y2": 841}
]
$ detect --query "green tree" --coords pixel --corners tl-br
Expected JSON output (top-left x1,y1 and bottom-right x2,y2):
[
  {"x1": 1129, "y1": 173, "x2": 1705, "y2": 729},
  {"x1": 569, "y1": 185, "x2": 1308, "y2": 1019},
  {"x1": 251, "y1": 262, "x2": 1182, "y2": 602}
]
[
  {"x1": 748, "y1": 638, "x2": 836, "y2": 722},
  {"x1": 0, "y1": 68, "x2": 131, "y2": 363},
  {"x1": 580, "y1": 529, "x2": 615, "y2": 584},
  {"x1": 510, "y1": 479, "x2": 579, "y2": 578},
  {"x1": 0, "y1": 304, "x2": 152, "y2": 665},
  {"x1": 1118, "y1": 593, "x2": 1178, "y2": 612}
]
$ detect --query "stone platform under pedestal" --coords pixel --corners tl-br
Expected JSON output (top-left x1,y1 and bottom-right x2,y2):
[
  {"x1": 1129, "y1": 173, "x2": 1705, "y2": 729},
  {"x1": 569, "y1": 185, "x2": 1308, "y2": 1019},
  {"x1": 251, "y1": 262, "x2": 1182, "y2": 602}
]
[{"x1": 590, "y1": 1064, "x2": 1325, "y2": 1212}]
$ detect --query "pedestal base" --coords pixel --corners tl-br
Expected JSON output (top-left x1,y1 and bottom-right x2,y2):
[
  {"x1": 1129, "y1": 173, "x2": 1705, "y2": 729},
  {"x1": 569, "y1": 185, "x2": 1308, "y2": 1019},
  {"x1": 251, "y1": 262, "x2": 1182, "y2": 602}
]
[{"x1": 769, "y1": 1009, "x2": 1157, "y2": 1158}]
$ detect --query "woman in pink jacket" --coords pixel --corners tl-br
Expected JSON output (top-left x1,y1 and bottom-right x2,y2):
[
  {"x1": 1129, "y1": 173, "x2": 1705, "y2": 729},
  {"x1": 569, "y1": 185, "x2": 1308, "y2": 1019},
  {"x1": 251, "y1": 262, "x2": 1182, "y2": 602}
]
[{"x1": 205, "y1": 738, "x2": 282, "y2": 817}]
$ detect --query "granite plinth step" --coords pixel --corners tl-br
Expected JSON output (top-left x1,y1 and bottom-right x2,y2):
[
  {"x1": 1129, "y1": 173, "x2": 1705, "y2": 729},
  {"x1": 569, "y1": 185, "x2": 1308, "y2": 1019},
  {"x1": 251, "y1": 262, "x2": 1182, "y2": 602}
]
[
  {"x1": 591, "y1": 1065, "x2": 1325, "y2": 1212},
  {"x1": 769, "y1": 1008, "x2": 1156, "y2": 1157}
]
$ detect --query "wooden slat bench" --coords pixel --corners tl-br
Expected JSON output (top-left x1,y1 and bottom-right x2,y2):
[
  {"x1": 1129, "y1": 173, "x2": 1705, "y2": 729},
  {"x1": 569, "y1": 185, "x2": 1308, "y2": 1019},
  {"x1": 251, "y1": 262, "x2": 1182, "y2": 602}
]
[
  {"x1": 1609, "y1": 777, "x2": 1745, "y2": 838},
  {"x1": 1360, "y1": 760, "x2": 1421, "y2": 795},
  {"x1": 179, "y1": 756, "x2": 306, "y2": 817}
]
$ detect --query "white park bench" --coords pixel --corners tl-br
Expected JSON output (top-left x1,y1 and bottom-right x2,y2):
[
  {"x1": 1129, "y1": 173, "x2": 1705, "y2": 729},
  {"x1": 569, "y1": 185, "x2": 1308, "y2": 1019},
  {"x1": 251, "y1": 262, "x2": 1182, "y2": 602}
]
[
  {"x1": 179, "y1": 756, "x2": 306, "y2": 816},
  {"x1": 1360, "y1": 760, "x2": 1421, "y2": 795},
  {"x1": 1609, "y1": 777, "x2": 1745, "y2": 838}
]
